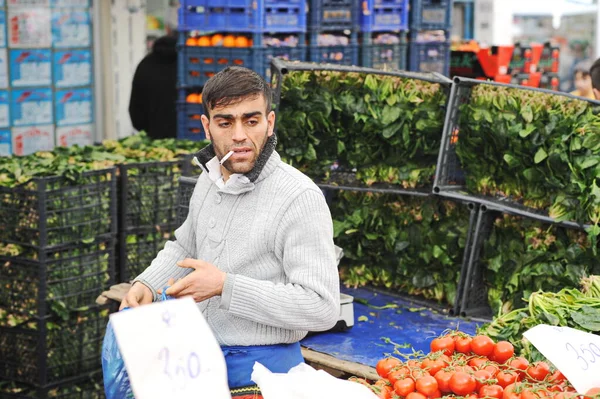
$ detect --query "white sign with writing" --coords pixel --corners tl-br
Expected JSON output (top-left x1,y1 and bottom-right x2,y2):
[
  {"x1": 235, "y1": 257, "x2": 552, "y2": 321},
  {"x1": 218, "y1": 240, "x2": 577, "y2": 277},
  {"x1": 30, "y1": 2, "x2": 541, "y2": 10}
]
[
  {"x1": 524, "y1": 324, "x2": 600, "y2": 394},
  {"x1": 110, "y1": 297, "x2": 231, "y2": 399}
]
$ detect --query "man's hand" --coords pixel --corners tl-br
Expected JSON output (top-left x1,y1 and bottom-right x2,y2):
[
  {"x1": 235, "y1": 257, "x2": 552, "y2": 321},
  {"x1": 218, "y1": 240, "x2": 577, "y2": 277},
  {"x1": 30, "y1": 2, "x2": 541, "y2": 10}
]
[
  {"x1": 164, "y1": 258, "x2": 226, "y2": 302},
  {"x1": 120, "y1": 282, "x2": 153, "y2": 310}
]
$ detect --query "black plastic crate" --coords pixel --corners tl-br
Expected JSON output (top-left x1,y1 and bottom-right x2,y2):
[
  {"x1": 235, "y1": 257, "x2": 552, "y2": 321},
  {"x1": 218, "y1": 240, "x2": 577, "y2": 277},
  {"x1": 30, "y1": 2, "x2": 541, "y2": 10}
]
[
  {"x1": 360, "y1": 33, "x2": 407, "y2": 70},
  {"x1": 119, "y1": 226, "x2": 175, "y2": 282},
  {"x1": 458, "y1": 205, "x2": 600, "y2": 319},
  {"x1": 0, "y1": 306, "x2": 109, "y2": 388},
  {"x1": 0, "y1": 168, "x2": 117, "y2": 250},
  {"x1": 409, "y1": 0, "x2": 452, "y2": 30},
  {"x1": 269, "y1": 58, "x2": 452, "y2": 191},
  {"x1": 433, "y1": 76, "x2": 597, "y2": 230},
  {"x1": 0, "y1": 238, "x2": 116, "y2": 320},
  {"x1": 177, "y1": 176, "x2": 198, "y2": 227},
  {"x1": 0, "y1": 373, "x2": 104, "y2": 399},
  {"x1": 308, "y1": 0, "x2": 359, "y2": 31}
]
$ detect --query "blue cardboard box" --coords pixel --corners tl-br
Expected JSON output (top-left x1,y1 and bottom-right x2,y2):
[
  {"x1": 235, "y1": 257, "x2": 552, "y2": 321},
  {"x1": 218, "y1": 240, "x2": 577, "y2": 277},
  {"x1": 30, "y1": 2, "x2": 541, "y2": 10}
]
[
  {"x1": 52, "y1": 8, "x2": 91, "y2": 48},
  {"x1": 9, "y1": 49, "x2": 52, "y2": 87},
  {"x1": 0, "y1": 90, "x2": 9, "y2": 129},
  {"x1": 0, "y1": 130, "x2": 10, "y2": 156},
  {"x1": 53, "y1": 49, "x2": 92, "y2": 88},
  {"x1": 0, "y1": 11, "x2": 6, "y2": 48},
  {"x1": 54, "y1": 87, "x2": 92, "y2": 126},
  {"x1": 11, "y1": 88, "x2": 53, "y2": 127}
]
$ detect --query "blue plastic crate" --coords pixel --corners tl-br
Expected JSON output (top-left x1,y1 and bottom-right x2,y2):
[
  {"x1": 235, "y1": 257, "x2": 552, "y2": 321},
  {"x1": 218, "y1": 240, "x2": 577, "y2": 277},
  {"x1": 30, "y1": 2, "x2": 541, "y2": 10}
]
[
  {"x1": 308, "y1": 0, "x2": 359, "y2": 31},
  {"x1": 177, "y1": 102, "x2": 206, "y2": 141},
  {"x1": 410, "y1": 0, "x2": 452, "y2": 30},
  {"x1": 408, "y1": 40, "x2": 450, "y2": 76},
  {"x1": 361, "y1": 35, "x2": 407, "y2": 70},
  {"x1": 360, "y1": 0, "x2": 409, "y2": 32},
  {"x1": 308, "y1": 44, "x2": 358, "y2": 65},
  {"x1": 262, "y1": 45, "x2": 306, "y2": 77},
  {"x1": 177, "y1": 43, "x2": 257, "y2": 87},
  {"x1": 179, "y1": 0, "x2": 306, "y2": 33}
]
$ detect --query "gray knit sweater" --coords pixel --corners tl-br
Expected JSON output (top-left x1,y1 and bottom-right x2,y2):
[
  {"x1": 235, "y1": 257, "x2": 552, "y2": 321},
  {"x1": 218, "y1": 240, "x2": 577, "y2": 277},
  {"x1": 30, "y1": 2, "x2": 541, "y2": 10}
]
[{"x1": 135, "y1": 136, "x2": 340, "y2": 346}]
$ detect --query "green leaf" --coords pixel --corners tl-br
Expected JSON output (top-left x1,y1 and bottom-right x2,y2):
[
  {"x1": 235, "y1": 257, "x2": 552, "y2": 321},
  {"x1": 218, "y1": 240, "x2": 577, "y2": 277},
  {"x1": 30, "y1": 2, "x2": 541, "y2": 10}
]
[
  {"x1": 337, "y1": 140, "x2": 346, "y2": 154},
  {"x1": 582, "y1": 133, "x2": 600, "y2": 151},
  {"x1": 534, "y1": 148, "x2": 548, "y2": 164},
  {"x1": 570, "y1": 306, "x2": 600, "y2": 331},
  {"x1": 358, "y1": 315, "x2": 369, "y2": 322},
  {"x1": 521, "y1": 106, "x2": 534, "y2": 123},
  {"x1": 503, "y1": 154, "x2": 519, "y2": 168},
  {"x1": 519, "y1": 124, "x2": 536, "y2": 138}
]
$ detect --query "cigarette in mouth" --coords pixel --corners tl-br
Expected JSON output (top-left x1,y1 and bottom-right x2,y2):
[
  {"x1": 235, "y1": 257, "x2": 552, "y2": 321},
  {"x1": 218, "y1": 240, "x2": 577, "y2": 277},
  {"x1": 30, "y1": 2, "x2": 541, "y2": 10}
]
[{"x1": 220, "y1": 150, "x2": 234, "y2": 165}]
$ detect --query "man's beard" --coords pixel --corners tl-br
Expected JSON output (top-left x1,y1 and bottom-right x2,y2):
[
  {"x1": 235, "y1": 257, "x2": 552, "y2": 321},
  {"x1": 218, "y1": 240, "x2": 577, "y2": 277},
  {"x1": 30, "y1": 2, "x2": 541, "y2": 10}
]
[{"x1": 209, "y1": 127, "x2": 270, "y2": 174}]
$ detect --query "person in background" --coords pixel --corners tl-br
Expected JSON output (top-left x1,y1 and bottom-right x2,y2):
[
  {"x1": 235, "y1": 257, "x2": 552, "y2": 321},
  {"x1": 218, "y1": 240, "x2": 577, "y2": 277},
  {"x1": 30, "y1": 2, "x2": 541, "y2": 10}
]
[
  {"x1": 569, "y1": 60, "x2": 595, "y2": 100},
  {"x1": 121, "y1": 66, "x2": 340, "y2": 397},
  {"x1": 590, "y1": 58, "x2": 600, "y2": 100},
  {"x1": 128, "y1": 33, "x2": 177, "y2": 139}
]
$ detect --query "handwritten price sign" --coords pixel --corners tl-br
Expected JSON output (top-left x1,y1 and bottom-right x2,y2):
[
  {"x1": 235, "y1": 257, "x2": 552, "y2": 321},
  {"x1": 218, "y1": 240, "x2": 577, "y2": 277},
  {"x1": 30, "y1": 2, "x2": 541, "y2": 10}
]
[
  {"x1": 110, "y1": 297, "x2": 231, "y2": 399},
  {"x1": 524, "y1": 324, "x2": 600, "y2": 394}
]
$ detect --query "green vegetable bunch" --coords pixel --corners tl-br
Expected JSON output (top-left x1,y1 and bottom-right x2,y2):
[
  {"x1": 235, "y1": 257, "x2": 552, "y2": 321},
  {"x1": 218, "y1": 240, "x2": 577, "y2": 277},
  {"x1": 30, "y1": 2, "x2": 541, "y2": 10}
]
[
  {"x1": 276, "y1": 70, "x2": 447, "y2": 188},
  {"x1": 332, "y1": 191, "x2": 470, "y2": 306}
]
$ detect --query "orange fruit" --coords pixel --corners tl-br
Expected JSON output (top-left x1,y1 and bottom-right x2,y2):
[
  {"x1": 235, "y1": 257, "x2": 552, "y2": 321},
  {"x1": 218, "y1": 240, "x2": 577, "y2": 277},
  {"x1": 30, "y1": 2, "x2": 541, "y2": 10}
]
[
  {"x1": 217, "y1": 58, "x2": 228, "y2": 64},
  {"x1": 198, "y1": 93, "x2": 203, "y2": 103},
  {"x1": 191, "y1": 114, "x2": 202, "y2": 120},
  {"x1": 186, "y1": 93, "x2": 199, "y2": 103},
  {"x1": 235, "y1": 36, "x2": 249, "y2": 47},
  {"x1": 223, "y1": 35, "x2": 235, "y2": 47},
  {"x1": 233, "y1": 59, "x2": 244, "y2": 65},
  {"x1": 206, "y1": 72, "x2": 215, "y2": 77},
  {"x1": 197, "y1": 36, "x2": 211, "y2": 47},
  {"x1": 211, "y1": 34, "x2": 223, "y2": 46},
  {"x1": 204, "y1": 58, "x2": 214, "y2": 64},
  {"x1": 190, "y1": 71, "x2": 200, "y2": 77},
  {"x1": 185, "y1": 37, "x2": 197, "y2": 46},
  {"x1": 190, "y1": 57, "x2": 199, "y2": 64},
  {"x1": 191, "y1": 128, "x2": 201, "y2": 134}
]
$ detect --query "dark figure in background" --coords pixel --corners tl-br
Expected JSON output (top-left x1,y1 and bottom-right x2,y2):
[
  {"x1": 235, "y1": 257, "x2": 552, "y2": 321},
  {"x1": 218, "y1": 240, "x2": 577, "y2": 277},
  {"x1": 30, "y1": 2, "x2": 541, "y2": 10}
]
[
  {"x1": 129, "y1": 35, "x2": 177, "y2": 139},
  {"x1": 590, "y1": 58, "x2": 600, "y2": 100}
]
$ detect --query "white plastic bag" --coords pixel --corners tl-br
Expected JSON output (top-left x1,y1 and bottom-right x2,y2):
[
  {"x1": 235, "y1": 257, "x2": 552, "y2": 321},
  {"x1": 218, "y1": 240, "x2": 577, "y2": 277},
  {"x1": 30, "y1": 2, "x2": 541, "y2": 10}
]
[{"x1": 251, "y1": 362, "x2": 379, "y2": 399}]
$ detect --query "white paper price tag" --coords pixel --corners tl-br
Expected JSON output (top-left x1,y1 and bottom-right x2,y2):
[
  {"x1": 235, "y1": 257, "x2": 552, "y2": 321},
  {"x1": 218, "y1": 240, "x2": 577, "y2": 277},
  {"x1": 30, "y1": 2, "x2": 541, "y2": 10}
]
[
  {"x1": 523, "y1": 324, "x2": 600, "y2": 394},
  {"x1": 110, "y1": 297, "x2": 231, "y2": 399}
]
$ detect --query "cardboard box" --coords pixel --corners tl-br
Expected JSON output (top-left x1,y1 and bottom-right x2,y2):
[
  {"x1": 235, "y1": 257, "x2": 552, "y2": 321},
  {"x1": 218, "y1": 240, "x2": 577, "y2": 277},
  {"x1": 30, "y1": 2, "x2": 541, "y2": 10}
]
[
  {"x1": 56, "y1": 123, "x2": 92, "y2": 147},
  {"x1": 0, "y1": 11, "x2": 7, "y2": 48},
  {"x1": 54, "y1": 87, "x2": 92, "y2": 126},
  {"x1": 11, "y1": 88, "x2": 53, "y2": 127},
  {"x1": 7, "y1": 0, "x2": 49, "y2": 6},
  {"x1": 51, "y1": 0, "x2": 90, "y2": 6},
  {"x1": 0, "y1": 90, "x2": 10, "y2": 129},
  {"x1": 9, "y1": 49, "x2": 51, "y2": 87},
  {"x1": 8, "y1": 7, "x2": 51, "y2": 48},
  {"x1": 53, "y1": 49, "x2": 92, "y2": 88},
  {"x1": 11, "y1": 125, "x2": 54, "y2": 156},
  {"x1": 0, "y1": 49, "x2": 7, "y2": 89},
  {"x1": 51, "y1": 8, "x2": 91, "y2": 48},
  {"x1": 0, "y1": 130, "x2": 10, "y2": 156}
]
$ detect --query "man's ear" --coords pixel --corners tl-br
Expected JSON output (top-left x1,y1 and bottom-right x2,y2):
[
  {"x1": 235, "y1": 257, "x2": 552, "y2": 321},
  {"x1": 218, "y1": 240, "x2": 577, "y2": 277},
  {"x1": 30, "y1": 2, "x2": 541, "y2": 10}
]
[
  {"x1": 594, "y1": 88, "x2": 600, "y2": 100},
  {"x1": 267, "y1": 110, "x2": 275, "y2": 137},
  {"x1": 201, "y1": 114, "x2": 211, "y2": 140}
]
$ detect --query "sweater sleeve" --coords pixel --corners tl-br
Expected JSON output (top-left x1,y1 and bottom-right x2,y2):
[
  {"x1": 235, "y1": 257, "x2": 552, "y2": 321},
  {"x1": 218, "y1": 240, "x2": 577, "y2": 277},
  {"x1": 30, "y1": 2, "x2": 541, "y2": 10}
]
[
  {"x1": 219, "y1": 189, "x2": 340, "y2": 331},
  {"x1": 133, "y1": 180, "x2": 200, "y2": 300}
]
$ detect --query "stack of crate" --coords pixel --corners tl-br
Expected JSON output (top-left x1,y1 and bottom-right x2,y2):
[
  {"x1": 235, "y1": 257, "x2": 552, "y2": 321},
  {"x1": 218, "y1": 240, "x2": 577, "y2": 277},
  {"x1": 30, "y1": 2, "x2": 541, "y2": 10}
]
[
  {"x1": 359, "y1": 0, "x2": 409, "y2": 70},
  {"x1": 176, "y1": 0, "x2": 307, "y2": 141},
  {"x1": 408, "y1": 0, "x2": 452, "y2": 76},
  {"x1": 307, "y1": 0, "x2": 359, "y2": 66}
]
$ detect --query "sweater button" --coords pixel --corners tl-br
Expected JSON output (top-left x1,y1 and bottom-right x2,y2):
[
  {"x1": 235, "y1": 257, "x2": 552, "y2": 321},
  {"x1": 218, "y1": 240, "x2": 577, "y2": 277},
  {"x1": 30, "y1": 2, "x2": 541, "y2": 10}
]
[
  {"x1": 209, "y1": 218, "x2": 216, "y2": 228},
  {"x1": 215, "y1": 194, "x2": 221, "y2": 204}
]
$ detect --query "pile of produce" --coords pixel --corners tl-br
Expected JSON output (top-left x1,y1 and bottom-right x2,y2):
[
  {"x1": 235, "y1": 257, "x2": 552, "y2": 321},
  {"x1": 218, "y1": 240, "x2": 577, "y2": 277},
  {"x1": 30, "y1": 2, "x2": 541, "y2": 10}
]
[
  {"x1": 276, "y1": 69, "x2": 447, "y2": 189},
  {"x1": 478, "y1": 214, "x2": 600, "y2": 314},
  {"x1": 455, "y1": 84, "x2": 600, "y2": 241},
  {"x1": 333, "y1": 191, "x2": 470, "y2": 306},
  {"x1": 355, "y1": 332, "x2": 598, "y2": 399},
  {"x1": 479, "y1": 275, "x2": 600, "y2": 361}
]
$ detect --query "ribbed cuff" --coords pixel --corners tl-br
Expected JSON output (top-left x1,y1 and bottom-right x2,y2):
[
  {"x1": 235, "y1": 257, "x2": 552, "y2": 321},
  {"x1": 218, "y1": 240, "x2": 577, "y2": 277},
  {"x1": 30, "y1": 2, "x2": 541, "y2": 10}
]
[
  {"x1": 219, "y1": 273, "x2": 236, "y2": 310},
  {"x1": 132, "y1": 278, "x2": 159, "y2": 302}
]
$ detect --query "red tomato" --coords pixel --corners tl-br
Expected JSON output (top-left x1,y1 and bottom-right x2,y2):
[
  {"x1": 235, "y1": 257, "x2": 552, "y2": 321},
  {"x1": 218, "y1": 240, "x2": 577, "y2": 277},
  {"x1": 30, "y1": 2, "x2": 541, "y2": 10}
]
[
  {"x1": 548, "y1": 370, "x2": 566, "y2": 384},
  {"x1": 468, "y1": 356, "x2": 488, "y2": 369},
  {"x1": 430, "y1": 336, "x2": 456, "y2": 356},
  {"x1": 483, "y1": 364, "x2": 500, "y2": 376},
  {"x1": 473, "y1": 369, "x2": 493, "y2": 391},
  {"x1": 416, "y1": 376, "x2": 439, "y2": 397},
  {"x1": 493, "y1": 341, "x2": 515, "y2": 364},
  {"x1": 373, "y1": 384, "x2": 393, "y2": 399},
  {"x1": 449, "y1": 372, "x2": 477, "y2": 396},
  {"x1": 586, "y1": 387, "x2": 600, "y2": 398},
  {"x1": 480, "y1": 384, "x2": 504, "y2": 399},
  {"x1": 496, "y1": 371, "x2": 519, "y2": 388},
  {"x1": 471, "y1": 335, "x2": 496, "y2": 357},
  {"x1": 406, "y1": 392, "x2": 428, "y2": 399},
  {"x1": 422, "y1": 358, "x2": 446, "y2": 376},
  {"x1": 388, "y1": 368, "x2": 410, "y2": 385},
  {"x1": 434, "y1": 370, "x2": 453, "y2": 393},
  {"x1": 454, "y1": 336, "x2": 473, "y2": 354},
  {"x1": 526, "y1": 362, "x2": 550, "y2": 381},
  {"x1": 508, "y1": 357, "x2": 529, "y2": 371},
  {"x1": 503, "y1": 384, "x2": 521, "y2": 399},
  {"x1": 376, "y1": 358, "x2": 401, "y2": 378},
  {"x1": 394, "y1": 377, "x2": 416, "y2": 397},
  {"x1": 429, "y1": 390, "x2": 442, "y2": 399}
]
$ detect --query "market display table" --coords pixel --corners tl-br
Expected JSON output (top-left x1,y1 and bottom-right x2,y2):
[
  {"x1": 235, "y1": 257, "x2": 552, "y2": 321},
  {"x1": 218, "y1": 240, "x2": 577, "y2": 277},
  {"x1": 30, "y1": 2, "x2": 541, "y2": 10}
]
[{"x1": 96, "y1": 284, "x2": 483, "y2": 381}]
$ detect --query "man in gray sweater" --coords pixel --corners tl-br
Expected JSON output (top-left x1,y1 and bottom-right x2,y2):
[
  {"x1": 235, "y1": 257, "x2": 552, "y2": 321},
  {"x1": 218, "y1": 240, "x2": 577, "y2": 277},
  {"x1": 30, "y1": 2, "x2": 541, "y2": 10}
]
[{"x1": 120, "y1": 66, "x2": 340, "y2": 394}]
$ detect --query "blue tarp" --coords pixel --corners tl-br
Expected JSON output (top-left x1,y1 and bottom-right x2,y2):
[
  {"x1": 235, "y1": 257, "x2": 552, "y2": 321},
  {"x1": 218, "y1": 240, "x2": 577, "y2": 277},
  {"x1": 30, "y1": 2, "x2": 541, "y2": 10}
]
[{"x1": 301, "y1": 287, "x2": 485, "y2": 368}]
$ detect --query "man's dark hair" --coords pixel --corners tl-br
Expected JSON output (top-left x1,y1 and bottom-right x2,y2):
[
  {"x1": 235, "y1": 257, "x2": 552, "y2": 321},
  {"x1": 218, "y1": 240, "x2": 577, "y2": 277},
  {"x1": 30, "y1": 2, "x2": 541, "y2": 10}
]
[
  {"x1": 201, "y1": 66, "x2": 272, "y2": 117},
  {"x1": 591, "y1": 58, "x2": 600, "y2": 91}
]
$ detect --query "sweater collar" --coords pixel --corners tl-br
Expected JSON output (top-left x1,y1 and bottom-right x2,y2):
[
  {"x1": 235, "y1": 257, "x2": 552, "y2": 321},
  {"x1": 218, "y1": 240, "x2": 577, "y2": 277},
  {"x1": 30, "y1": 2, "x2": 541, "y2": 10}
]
[{"x1": 193, "y1": 134, "x2": 279, "y2": 194}]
